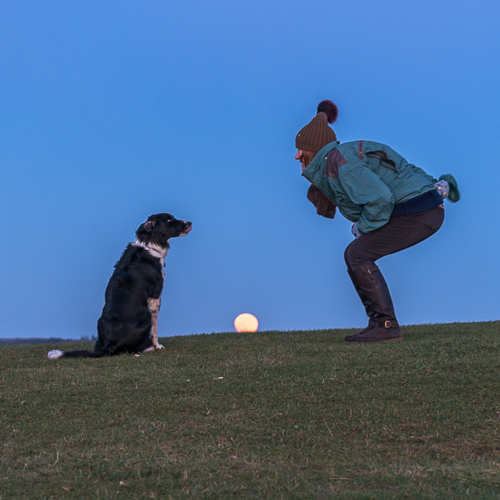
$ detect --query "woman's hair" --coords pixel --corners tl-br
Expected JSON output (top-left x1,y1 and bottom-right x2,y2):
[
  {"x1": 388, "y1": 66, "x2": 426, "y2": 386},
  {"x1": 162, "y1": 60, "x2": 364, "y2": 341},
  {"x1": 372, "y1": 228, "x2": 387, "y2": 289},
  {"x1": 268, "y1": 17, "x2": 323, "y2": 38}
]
[{"x1": 300, "y1": 150, "x2": 316, "y2": 169}]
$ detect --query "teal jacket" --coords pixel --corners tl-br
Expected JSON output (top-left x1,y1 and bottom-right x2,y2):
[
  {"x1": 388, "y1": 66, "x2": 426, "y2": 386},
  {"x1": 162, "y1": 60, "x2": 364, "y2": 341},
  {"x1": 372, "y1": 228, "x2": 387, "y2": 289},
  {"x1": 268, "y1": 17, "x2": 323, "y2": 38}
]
[{"x1": 302, "y1": 140, "x2": 438, "y2": 234}]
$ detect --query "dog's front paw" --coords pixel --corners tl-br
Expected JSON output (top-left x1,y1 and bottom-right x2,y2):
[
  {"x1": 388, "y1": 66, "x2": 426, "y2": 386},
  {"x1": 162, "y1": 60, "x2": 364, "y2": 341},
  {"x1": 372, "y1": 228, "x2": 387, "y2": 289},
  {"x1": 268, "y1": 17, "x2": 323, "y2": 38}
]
[
  {"x1": 142, "y1": 346, "x2": 155, "y2": 353},
  {"x1": 155, "y1": 344, "x2": 165, "y2": 350}
]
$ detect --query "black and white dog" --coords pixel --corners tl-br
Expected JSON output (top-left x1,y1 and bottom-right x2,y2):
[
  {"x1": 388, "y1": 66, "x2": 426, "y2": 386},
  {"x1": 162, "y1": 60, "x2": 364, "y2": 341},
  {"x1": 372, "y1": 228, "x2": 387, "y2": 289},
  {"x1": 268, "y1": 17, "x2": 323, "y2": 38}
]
[{"x1": 48, "y1": 213, "x2": 192, "y2": 359}]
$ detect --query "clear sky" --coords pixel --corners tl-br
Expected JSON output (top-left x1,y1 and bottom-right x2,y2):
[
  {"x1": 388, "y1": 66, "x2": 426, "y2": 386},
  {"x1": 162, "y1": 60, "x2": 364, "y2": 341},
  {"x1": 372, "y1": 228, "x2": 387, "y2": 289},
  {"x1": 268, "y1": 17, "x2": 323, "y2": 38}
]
[{"x1": 0, "y1": 0, "x2": 498, "y2": 339}]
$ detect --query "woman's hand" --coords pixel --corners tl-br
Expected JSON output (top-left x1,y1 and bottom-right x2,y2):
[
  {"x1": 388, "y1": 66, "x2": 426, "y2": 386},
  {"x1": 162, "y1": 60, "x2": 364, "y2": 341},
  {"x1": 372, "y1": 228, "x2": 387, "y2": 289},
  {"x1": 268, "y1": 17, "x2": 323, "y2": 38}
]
[
  {"x1": 434, "y1": 180, "x2": 449, "y2": 199},
  {"x1": 351, "y1": 223, "x2": 362, "y2": 239}
]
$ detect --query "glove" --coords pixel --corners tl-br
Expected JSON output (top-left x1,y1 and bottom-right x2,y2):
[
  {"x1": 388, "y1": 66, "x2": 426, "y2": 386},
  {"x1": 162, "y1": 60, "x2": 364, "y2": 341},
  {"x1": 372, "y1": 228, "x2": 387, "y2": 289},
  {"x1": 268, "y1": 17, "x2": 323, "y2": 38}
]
[
  {"x1": 434, "y1": 180, "x2": 449, "y2": 199},
  {"x1": 351, "y1": 223, "x2": 362, "y2": 239}
]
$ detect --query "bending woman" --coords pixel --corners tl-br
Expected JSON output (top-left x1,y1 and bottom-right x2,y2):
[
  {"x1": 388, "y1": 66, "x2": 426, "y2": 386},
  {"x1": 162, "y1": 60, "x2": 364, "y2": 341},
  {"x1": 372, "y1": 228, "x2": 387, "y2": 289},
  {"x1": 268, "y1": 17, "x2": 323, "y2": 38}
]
[{"x1": 295, "y1": 100, "x2": 459, "y2": 343}]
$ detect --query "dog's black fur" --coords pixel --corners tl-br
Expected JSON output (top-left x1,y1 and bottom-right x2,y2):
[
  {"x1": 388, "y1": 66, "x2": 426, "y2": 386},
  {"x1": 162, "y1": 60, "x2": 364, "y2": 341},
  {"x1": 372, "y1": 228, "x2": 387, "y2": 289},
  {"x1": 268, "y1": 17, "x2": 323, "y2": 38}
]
[{"x1": 48, "y1": 213, "x2": 191, "y2": 359}]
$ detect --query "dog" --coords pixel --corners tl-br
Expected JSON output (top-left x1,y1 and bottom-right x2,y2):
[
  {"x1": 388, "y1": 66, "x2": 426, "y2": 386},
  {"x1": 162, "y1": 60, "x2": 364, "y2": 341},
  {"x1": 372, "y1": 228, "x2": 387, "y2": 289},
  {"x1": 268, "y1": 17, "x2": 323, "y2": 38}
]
[{"x1": 47, "y1": 213, "x2": 192, "y2": 359}]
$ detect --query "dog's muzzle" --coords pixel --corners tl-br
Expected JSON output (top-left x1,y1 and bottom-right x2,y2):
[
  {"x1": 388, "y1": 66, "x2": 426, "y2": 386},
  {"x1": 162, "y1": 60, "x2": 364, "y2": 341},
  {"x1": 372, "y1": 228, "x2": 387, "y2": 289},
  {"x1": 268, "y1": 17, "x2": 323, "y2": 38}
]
[{"x1": 180, "y1": 221, "x2": 192, "y2": 236}]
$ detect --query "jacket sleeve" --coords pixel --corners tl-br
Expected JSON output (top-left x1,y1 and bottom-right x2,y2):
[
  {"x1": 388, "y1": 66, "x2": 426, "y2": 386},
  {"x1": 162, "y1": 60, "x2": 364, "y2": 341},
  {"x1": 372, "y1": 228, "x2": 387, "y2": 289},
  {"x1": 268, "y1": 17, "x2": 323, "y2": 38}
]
[
  {"x1": 338, "y1": 162, "x2": 395, "y2": 233},
  {"x1": 407, "y1": 163, "x2": 437, "y2": 184}
]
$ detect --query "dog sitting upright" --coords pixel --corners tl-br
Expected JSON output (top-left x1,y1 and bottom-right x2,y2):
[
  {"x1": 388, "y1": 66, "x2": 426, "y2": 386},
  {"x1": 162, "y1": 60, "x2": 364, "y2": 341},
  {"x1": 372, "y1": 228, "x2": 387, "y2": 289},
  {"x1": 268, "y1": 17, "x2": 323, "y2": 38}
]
[{"x1": 48, "y1": 213, "x2": 192, "y2": 359}]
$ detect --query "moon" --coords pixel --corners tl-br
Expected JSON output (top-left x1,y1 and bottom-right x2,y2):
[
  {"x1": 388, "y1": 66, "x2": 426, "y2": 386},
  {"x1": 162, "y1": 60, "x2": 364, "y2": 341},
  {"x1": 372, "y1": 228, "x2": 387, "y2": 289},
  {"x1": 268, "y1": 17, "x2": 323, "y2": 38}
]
[{"x1": 234, "y1": 313, "x2": 259, "y2": 332}]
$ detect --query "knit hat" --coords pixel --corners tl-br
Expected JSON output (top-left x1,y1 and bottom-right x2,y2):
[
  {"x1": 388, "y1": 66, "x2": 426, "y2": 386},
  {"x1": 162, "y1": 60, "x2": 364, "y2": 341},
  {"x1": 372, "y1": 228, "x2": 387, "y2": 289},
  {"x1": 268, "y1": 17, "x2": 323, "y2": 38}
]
[{"x1": 295, "y1": 100, "x2": 338, "y2": 153}]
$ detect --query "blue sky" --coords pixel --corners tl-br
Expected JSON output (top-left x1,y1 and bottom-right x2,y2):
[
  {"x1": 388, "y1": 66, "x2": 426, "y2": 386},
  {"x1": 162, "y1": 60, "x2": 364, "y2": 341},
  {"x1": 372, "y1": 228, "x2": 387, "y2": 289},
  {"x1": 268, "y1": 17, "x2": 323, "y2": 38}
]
[{"x1": 0, "y1": 0, "x2": 498, "y2": 338}]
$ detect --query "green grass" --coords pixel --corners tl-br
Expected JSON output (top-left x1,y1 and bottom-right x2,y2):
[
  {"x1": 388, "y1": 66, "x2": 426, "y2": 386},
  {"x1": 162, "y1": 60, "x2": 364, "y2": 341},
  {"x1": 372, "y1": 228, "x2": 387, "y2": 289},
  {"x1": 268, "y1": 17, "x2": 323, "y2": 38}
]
[{"x1": 1, "y1": 321, "x2": 500, "y2": 499}]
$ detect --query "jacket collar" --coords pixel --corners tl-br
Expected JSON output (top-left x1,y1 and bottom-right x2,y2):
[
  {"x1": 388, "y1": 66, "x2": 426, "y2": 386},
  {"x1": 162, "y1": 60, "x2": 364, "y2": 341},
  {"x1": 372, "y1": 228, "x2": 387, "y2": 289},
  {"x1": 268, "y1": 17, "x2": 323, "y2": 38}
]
[{"x1": 302, "y1": 141, "x2": 339, "y2": 183}]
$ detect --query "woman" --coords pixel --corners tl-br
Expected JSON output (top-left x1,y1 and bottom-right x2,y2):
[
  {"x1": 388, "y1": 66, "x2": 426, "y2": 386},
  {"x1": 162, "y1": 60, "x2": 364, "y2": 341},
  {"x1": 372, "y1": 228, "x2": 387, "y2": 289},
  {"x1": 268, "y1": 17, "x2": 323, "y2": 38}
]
[{"x1": 295, "y1": 100, "x2": 459, "y2": 343}]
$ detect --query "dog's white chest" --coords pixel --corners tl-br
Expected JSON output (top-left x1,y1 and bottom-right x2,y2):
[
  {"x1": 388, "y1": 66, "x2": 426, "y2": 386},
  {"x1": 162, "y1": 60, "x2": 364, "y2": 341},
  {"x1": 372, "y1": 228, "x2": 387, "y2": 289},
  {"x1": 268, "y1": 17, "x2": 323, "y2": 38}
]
[{"x1": 160, "y1": 257, "x2": 166, "y2": 282}]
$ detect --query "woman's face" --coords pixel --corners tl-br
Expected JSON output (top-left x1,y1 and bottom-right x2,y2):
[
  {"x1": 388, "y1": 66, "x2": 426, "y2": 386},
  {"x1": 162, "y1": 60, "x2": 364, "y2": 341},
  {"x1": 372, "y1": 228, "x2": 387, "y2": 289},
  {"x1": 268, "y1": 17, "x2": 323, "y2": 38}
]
[{"x1": 295, "y1": 150, "x2": 307, "y2": 172}]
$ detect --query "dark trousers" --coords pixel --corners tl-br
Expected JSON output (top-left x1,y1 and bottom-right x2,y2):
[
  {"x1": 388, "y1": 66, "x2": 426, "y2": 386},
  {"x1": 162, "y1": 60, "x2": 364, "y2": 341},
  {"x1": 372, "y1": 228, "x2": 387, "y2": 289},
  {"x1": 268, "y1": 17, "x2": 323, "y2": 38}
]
[{"x1": 344, "y1": 205, "x2": 445, "y2": 272}]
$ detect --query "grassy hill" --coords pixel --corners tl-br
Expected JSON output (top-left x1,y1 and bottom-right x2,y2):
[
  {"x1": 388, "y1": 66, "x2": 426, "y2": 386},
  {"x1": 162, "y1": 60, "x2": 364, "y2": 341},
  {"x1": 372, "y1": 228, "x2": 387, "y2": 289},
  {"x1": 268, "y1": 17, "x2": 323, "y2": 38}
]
[{"x1": 1, "y1": 321, "x2": 499, "y2": 499}]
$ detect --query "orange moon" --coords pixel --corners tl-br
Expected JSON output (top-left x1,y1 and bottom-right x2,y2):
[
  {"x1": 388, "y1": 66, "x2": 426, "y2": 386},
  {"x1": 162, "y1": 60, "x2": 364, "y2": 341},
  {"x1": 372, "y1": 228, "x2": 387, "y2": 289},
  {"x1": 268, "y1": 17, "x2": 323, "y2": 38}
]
[{"x1": 234, "y1": 313, "x2": 259, "y2": 332}]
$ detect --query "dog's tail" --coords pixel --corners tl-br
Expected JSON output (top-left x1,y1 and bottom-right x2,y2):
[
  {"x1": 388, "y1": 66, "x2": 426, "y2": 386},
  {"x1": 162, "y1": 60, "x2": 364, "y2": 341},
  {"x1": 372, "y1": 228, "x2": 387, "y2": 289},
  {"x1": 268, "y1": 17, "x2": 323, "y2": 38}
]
[{"x1": 47, "y1": 349, "x2": 107, "y2": 360}]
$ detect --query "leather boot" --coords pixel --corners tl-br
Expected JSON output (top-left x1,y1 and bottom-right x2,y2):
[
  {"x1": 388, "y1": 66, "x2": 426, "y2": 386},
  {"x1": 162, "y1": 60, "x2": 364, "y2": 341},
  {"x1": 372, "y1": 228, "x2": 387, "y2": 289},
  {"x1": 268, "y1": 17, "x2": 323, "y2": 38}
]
[
  {"x1": 344, "y1": 321, "x2": 375, "y2": 341},
  {"x1": 345, "y1": 269, "x2": 375, "y2": 342},
  {"x1": 344, "y1": 269, "x2": 376, "y2": 340},
  {"x1": 344, "y1": 265, "x2": 403, "y2": 343}
]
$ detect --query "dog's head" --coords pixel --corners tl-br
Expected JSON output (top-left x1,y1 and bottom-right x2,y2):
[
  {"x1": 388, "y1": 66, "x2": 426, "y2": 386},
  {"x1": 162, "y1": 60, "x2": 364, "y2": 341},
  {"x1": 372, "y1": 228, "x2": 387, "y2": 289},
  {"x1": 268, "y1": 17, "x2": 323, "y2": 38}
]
[{"x1": 135, "y1": 213, "x2": 192, "y2": 248}]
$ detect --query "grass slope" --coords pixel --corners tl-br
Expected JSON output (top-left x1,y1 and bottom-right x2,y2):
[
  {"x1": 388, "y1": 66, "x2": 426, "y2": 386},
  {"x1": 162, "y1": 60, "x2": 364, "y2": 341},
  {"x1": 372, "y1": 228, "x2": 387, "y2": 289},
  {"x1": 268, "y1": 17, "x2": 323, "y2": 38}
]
[{"x1": 1, "y1": 322, "x2": 499, "y2": 499}]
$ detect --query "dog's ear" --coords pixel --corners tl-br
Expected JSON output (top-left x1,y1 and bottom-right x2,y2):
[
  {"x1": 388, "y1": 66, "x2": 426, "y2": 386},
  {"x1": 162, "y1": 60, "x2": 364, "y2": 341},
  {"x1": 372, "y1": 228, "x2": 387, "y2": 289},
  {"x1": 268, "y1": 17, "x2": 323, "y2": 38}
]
[{"x1": 145, "y1": 220, "x2": 156, "y2": 231}]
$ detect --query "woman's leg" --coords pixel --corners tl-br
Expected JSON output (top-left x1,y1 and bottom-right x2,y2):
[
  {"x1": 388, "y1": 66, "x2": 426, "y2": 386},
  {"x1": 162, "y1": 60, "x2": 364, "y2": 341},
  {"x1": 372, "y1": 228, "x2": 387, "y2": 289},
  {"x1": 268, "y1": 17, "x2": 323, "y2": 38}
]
[{"x1": 344, "y1": 205, "x2": 444, "y2": 343}]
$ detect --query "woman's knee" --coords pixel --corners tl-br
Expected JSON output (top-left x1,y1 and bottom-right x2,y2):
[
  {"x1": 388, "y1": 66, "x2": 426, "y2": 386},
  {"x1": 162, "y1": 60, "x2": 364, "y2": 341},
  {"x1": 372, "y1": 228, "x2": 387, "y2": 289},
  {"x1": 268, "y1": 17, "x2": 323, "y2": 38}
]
[
  {"x1": 344, "y1": 239, "x2": 374, "y2": 271},
  {"x1": 344, "y1": 241, "x2": 364, "y2": 271},
  {"x1": 344, "y1": 242, "x2": 354, "y2": 270}
]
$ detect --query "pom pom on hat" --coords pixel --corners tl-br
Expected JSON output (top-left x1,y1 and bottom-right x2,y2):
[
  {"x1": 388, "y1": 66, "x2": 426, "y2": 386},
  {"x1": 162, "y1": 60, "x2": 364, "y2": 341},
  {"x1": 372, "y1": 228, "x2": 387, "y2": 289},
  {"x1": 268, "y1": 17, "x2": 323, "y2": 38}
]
[{"x1": 317, "y1": 100, "x2": 338, "y2": 124}]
